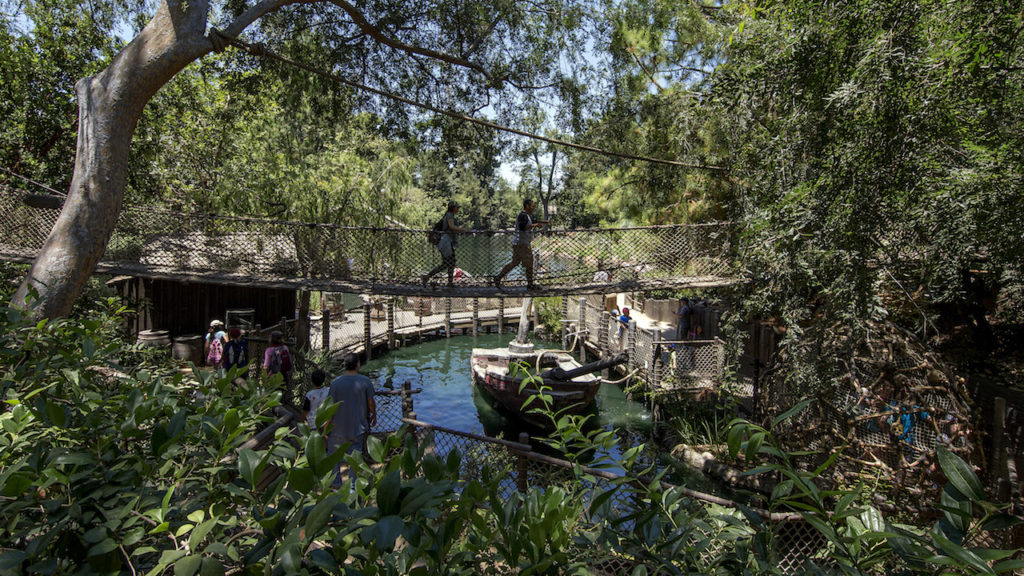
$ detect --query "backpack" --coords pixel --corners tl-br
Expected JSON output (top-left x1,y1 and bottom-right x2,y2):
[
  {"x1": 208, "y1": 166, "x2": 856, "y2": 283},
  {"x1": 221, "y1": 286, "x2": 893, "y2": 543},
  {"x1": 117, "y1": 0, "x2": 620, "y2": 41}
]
[
  {"x1": 267, "y1": 345, "x2": 292, "y2": 374},
  {"x1": 206, "y1": 337, "x2": 224, "y2": 366},
  {"x1": 224, "y1": 340, "x2": 247, "y2": 368},
  {"x1": 427, "y1": 217, "x2": 445, "y2": 245}
]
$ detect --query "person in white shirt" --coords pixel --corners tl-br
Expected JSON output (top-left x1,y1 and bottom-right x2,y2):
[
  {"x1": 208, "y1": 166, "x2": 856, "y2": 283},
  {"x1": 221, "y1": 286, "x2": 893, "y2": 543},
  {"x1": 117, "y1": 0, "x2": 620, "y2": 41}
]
[{"x1": 301, "y1": 369, "x2": 330, "y2": 428}]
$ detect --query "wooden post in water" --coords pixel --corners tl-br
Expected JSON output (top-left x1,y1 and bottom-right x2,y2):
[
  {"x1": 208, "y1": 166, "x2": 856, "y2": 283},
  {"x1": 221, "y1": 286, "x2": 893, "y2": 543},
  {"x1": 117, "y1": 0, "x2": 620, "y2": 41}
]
[
  {"x1": 401, "y1": 381, "x2": 413, "y2": 418},
  {"x1": 363, "y1": 303, "x2": 372, "y2": 364},
  {"x1": 321, "y1": 309, "x2": 331, "y2": 351},
  {"x1": 498, "y1": 297, "x2": 505, "y2": 333},
  {"x1": 445, "y1": 297, "x2": 452, "y2": 338},
  {"x1": 472, "y1": 297, "x2": 479, "y2": 336},
  {"x1": 387, "y1": 298, "x2": 396, "y2": 350},
  {"x1": 578, "y1": 297, "x2": 587, "y2": 363},
  {"x1": 517, "y1": 432, "x2": 531, "y2": 493}
]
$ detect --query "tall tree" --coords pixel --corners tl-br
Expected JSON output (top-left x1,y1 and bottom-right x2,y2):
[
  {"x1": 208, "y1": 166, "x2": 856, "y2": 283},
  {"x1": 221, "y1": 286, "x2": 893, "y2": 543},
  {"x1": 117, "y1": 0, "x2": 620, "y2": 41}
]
[{"x1": 10, "y1": 0, "x2": 592, "y2": 318}]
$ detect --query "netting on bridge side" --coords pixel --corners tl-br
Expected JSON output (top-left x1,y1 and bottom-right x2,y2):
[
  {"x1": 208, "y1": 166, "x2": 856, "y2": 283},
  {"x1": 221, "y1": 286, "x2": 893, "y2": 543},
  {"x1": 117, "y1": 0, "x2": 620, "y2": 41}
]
[
  {"x1": 652, "y1": 340, "x2": 727, "y2": 393},
  {"x1": 0, "y1": 189, "x2": 58, "y2": 259},
  {"x1": 0, "y1": 188, "x2": 736, "y2": 292}
]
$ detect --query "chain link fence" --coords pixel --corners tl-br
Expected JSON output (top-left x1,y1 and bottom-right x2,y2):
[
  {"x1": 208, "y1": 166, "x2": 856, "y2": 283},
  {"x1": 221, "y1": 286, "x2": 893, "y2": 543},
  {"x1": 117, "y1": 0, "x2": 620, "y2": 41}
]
[{"x1": 398, "y1": 418, "x2": 828, "y2": 574}]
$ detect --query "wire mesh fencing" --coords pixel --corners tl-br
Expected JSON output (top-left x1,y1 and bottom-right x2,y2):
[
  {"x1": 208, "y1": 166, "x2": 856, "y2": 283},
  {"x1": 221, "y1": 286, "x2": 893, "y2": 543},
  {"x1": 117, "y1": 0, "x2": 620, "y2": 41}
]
[{"x1": 391, "y1": 418, "x2": 830, "y2": 574}]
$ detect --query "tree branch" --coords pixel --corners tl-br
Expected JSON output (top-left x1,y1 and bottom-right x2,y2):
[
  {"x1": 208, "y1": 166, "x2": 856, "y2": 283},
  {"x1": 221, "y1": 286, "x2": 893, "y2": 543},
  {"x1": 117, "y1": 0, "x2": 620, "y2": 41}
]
[
  {"x1": 222, "y1": 0, "x2": 317, "y2": 38},
  {"x1": 324, "y1": 0, "x2": 489, "y2": 77}
]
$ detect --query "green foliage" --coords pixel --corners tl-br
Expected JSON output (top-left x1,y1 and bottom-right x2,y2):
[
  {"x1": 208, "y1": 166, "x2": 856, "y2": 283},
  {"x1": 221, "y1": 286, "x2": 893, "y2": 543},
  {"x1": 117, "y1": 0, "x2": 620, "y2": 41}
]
[
  {"x1": 0, "y1": 0, "x2": 122, "y2": 189},
  {"x1": 534, "y1": 296, "x2": 564, "y2": 336},
  {"x1": 2, "y1": 296, "x2": 1020, "y2": 574},
  {"x1": 726, "y1": 401, "x2": 1023, "y2": 574}
]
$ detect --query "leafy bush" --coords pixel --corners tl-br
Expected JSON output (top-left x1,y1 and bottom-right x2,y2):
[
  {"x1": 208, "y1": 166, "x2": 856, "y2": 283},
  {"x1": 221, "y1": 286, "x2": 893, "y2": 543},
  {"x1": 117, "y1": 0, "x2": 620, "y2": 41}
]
[{"x1": 2, "y1": 296, "x2": 1019, "y2": 575}]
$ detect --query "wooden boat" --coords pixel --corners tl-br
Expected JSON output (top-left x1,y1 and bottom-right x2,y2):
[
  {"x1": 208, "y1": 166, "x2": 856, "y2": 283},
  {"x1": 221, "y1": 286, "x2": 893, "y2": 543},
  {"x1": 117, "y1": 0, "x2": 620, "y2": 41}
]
[{"x1": 471, "y1": 348, "x2": 627, "y2": 428}]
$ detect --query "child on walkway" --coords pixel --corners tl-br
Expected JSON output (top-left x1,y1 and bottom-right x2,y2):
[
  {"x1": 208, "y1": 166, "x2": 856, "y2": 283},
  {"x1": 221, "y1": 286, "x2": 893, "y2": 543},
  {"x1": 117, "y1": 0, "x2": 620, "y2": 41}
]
[{"x1": 302, "y1": 369, "x2": 330, "y2": 428}]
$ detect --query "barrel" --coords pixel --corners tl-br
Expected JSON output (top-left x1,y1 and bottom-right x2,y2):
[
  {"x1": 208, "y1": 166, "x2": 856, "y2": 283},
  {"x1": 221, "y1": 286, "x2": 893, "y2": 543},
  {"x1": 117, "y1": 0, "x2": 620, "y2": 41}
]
[
  {"x1": 172, "y1": 335, "x2": 203, "y2": 364},
  {"x1": 137, "y1": 329, "x2": 171, "y2": 349}
]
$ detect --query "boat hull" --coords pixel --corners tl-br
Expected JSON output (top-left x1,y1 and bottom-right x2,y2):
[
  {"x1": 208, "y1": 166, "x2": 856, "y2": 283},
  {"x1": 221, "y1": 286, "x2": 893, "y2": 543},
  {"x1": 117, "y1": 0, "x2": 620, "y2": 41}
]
[{"x1": 471, "y1": 348, "x2": 601, "y2": 428}]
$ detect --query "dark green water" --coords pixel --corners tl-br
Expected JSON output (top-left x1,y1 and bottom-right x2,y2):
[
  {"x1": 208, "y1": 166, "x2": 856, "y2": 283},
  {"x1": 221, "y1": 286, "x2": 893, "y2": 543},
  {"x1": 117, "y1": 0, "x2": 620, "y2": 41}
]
[{"x1": 363, "y1": 333, "x2": 725, "y2": 494}]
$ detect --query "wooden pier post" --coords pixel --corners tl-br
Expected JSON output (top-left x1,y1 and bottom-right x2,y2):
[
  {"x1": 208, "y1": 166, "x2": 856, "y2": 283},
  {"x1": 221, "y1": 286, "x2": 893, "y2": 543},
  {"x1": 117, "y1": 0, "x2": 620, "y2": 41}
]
[
  {"x1": 561, "y1": 297, "x2": 569, "y2": 349},
  {"x1": 517, "y1": 432, "x2": 531, "y2": 493},
  {"x1": 387, "y1": 298, "x2": 396, "y2": 350},
  {"x1": 321, "y1": 309, "x2": 331, "y2": 351},
  {"x1": 498, "y1": 297, "x2": 505, "y2": 333},
  {"x1": 363, "y1": 303, "x2": 372, "y2": 364},
  {"x1": 445, "y1": 297, "x2": 452, "y2": 338},
  {"x1": 472, "y1": 297, "x2": 479, "y2": 336}
]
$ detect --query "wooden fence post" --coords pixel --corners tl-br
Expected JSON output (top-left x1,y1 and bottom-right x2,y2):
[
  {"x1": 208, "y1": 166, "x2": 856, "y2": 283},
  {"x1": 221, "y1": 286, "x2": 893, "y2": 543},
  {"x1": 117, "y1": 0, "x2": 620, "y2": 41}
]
[
  {"x1": 561, "y1": 297, "x2": 569, "y2": 349},
  {"x1": 627, "y1": 319, "x2": 637, "y2": 372},
  {"x1": 321, "y1": 309, "x2": 331, "y2": 351},
  {"x1": 598, "y1": 312, "x2": 609, "y2": 357},
  {"x1": 578, "y1": 297, "x2": 587, "y2": 363},
  {"x1": 517, "y1": 432, "x2": 531, "y2": 493},
  {"x1": 363, "y1": 303, "x2": 372, "y2": 364},
  {"x1": 652, "y1": 328, "x2": 663, "y2": 391},
  {"x1": 387, "y1": 298, "x2": 396, "y2": 350}
]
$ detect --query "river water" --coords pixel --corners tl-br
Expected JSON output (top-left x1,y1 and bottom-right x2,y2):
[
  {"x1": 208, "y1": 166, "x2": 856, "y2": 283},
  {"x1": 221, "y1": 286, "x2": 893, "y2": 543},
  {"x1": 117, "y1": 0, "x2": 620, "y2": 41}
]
[{"x1": 363, "y1": 332, "x2": 726, "y2": 494}]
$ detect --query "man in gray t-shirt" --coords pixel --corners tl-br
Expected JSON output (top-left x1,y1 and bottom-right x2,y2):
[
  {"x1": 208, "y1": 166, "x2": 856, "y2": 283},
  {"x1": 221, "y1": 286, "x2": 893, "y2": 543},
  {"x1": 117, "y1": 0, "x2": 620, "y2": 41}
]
[
  {"x1": 493, "y1": 198, "x2": 547, "y2": 290},
  {"x1": 327, "y1": 353, "x2": 377, "y2": 489}
]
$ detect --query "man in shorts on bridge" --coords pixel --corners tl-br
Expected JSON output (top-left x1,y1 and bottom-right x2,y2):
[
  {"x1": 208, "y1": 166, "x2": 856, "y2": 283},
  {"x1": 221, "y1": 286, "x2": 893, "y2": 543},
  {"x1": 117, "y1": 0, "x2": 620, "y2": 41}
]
[{"x1": 494, "y1": 198, "x2": 547, "y2": 290}]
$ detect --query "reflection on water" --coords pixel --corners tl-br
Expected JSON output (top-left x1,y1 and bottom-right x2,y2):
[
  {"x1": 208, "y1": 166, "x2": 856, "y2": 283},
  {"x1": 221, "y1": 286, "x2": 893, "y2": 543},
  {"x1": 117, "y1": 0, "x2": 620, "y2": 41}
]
[{"x1": 364, "y1": 333, "x2": 725, "y2": 494}]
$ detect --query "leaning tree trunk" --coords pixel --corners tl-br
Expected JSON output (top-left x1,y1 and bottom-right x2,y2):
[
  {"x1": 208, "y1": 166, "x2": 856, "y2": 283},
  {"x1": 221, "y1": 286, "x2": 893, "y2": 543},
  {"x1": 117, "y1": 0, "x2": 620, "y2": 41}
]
[{"x1": 11, "y1": 1, "x2": 215, "y2": 318}]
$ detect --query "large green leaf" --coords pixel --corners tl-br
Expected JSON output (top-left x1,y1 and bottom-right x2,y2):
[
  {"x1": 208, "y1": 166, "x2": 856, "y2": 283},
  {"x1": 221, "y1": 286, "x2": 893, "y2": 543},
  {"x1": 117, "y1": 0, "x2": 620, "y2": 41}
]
[
  {"x1": 377, "y1": 470, "x2": 402, "y2": 516},
  {"x1": 936, "y1": 446, "x2": 985, "y2": 502}
]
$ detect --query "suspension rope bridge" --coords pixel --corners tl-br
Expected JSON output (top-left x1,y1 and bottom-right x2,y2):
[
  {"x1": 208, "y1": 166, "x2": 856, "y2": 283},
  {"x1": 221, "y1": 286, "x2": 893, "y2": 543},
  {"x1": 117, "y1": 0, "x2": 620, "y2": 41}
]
[{"x1": 0, "y1": 188, "x2": 738, "y2": 296}]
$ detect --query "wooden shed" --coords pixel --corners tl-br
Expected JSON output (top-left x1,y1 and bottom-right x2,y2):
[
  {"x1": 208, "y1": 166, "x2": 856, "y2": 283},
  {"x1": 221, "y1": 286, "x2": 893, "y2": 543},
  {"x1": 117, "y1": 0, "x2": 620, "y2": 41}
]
[{"x1": 109, "y1": 276, "x2": 296, "y2": 338}]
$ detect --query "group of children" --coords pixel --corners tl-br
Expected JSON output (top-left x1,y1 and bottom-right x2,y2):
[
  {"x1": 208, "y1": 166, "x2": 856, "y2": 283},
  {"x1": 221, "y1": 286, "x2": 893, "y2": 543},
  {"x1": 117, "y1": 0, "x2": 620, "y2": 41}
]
[{"x1": 203, "y1": 319, "x2": 293, "y2": 384}]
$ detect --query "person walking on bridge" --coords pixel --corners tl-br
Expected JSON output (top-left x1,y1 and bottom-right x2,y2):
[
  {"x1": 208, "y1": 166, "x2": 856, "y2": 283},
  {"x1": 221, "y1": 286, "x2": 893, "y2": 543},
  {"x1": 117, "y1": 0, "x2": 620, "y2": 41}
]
[
  {"x1": 494, "y1": 199, "x2": 547, "y2": 290},
  {"x1": 423, "y1": 201, "x2": 470, "y2": 287}
]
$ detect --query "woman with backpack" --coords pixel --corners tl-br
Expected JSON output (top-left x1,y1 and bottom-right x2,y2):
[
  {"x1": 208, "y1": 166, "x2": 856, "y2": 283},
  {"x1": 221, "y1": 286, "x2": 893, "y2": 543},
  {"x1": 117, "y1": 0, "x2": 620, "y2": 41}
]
[
  {"x1": 421, "y1": 201, "x2": 469, "y2": 287},
  {"x1": 205, "y1": 320, "x2": 226, "y2": 368},
  {"x1": 262, "y1": 330, "x2": 293, "y2": 391}
]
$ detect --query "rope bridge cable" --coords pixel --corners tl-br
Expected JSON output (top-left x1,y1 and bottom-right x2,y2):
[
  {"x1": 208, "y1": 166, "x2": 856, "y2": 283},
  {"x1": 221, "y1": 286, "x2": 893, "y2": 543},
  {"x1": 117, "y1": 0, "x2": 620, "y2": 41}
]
[
  {"x1": 0, "y1": 166, "x2": 66, "y2": 197},
  {"x1": 219, "y1": 33, "x2": 728, "y2": 173}
]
